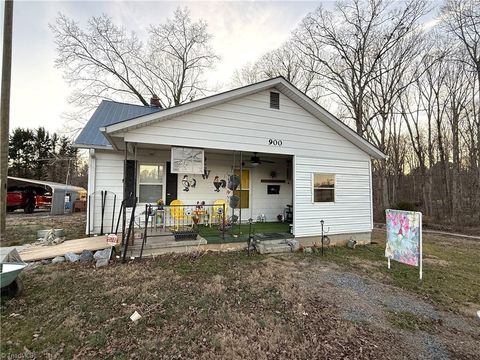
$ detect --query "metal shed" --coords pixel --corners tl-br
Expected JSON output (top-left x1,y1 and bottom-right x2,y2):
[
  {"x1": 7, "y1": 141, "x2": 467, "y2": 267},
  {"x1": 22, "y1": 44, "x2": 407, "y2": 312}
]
[{"x1": 7, "y1": 176, "x2": 86, "y2": 215}]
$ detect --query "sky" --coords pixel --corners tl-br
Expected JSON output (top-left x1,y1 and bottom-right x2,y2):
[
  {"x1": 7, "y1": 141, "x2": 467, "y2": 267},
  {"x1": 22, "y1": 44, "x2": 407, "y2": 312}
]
[
  {"x1": 1, "y1": 0, "x2": 323, "y2": 135},
  {"x1": 1, "y1": 0, "x2": 441, "y2": 136}
]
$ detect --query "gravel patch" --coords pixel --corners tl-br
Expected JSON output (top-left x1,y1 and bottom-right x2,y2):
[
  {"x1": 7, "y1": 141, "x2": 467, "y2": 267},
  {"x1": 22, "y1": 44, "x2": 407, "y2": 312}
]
[
  {"x1": 404, "y1": 332, "x2": 450, "y2": 360},
  {"x1": 322, "y1": 272, "x2": 439, "y2": 320}
]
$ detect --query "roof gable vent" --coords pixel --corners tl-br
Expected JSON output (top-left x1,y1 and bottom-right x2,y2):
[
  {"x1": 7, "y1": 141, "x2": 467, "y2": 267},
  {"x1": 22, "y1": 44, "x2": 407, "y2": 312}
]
[{"x1": 270, "y1": 92, "x2": 280, "y2": 109}]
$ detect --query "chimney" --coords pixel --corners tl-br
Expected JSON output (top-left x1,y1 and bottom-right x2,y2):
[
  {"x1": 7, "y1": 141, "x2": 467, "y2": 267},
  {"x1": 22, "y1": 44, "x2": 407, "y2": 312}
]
[{"x1": 150, "y1": 95, "x2": 162, "y2": 108}]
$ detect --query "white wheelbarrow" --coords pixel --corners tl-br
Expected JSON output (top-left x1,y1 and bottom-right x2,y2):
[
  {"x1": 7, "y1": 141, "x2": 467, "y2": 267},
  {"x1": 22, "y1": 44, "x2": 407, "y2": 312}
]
[{"x1": 1, "y1": 262, "x2": 27, "y2": 296}]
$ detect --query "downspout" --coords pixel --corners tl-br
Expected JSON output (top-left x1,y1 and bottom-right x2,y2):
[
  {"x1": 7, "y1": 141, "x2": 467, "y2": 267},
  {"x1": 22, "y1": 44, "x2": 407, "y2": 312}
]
[
  {"x1": 292, "y1": 155, "x2": 296, "y2": 236},
  {"x1": 369, "y1": 159, "x2": 373, "y2": 231},
  {"x1": 87, "y1": 149, "x2": 96, "y2": 234}
]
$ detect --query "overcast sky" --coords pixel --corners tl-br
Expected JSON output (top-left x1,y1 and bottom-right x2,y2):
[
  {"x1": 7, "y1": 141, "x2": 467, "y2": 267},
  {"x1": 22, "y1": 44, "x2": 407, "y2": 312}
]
[
  {"x1": 1, "y1": 0, "x2": 322, "y2": 134},
  {"x1": 1, "y1": 1, "x2": 439, "y2": 136}
]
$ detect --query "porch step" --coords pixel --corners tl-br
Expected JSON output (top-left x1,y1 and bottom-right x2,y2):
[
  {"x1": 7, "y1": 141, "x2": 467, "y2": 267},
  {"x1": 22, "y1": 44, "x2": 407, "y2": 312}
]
[
  {"x1": 255, "y1": 239, "x2": 299, "y2": 254},
  {"x1": 131, "y1": 238, "x2": 206, "y2": 250},
  {"x1": 126, "y1": 238, "x2": 207, "y2": 258}
]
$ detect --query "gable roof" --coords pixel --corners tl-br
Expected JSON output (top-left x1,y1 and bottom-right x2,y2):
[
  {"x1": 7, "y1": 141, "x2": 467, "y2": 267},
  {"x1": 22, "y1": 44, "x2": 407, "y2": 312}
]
[
  {"x1": 74, "y1": 100, "x2": 162, "y2": 148},
  {"x1": 102, "y1": 77, "x2": 386, "y2": 159}
]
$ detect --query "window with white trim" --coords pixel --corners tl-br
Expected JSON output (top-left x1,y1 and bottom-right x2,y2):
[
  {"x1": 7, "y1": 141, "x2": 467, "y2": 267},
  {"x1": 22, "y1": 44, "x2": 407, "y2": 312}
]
[
  {"x1": 138, "y1": 164, "x2": 164, "y2": 203},
  {"x1": 313, "y1": 173, "x2": 335, "y2": 202}
]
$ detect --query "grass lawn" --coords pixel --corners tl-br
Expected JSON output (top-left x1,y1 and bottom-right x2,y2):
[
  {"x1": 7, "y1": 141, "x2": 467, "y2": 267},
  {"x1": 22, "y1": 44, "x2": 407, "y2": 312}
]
[
  {"x1": 322, "y1": 230, "x2": 480, "y2": 315},
  {"x1": 1, "y1": 229, "x2": 478, "y2": 359},
  {"x1": 2, "y1": 212, "x2": 87, "y2": 247},
  {"x1": 197, "y1": 221, "x2": 291, "y2": 244}
]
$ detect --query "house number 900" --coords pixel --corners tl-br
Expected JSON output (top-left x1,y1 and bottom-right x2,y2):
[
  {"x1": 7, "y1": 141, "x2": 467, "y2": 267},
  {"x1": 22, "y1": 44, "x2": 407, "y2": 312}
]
[{"x1": 269, "y1": 139, "x2": 283, "y2": 146}]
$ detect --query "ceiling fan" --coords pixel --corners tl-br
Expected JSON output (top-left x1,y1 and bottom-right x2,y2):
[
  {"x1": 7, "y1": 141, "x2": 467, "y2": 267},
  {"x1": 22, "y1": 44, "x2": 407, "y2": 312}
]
[{"x1": 249, "y1": 152, "x2": 275, "y2": 166}]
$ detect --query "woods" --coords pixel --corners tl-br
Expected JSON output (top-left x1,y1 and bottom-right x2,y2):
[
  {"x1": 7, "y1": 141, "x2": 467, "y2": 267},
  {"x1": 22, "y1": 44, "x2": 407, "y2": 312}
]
[
  {"x1": 50, "y1": 1, "x2": 480, "y2": 226},
  {"x1": 8, "y1": 127, "x2": 87, "y2": 189},
  {"x1": 233, "y1": 0, "x2": 480, "y2": 226}
]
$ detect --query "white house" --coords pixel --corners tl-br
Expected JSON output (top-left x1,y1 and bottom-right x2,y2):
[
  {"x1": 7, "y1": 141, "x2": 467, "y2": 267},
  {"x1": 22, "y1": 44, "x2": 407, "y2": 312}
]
[{"x1": 74, "y1": 77, "x2": 386, "y2": 245}]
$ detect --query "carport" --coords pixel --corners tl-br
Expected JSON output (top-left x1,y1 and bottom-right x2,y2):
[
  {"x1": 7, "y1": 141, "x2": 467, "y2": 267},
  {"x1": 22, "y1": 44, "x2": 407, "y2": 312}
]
[{"x1": 7, "y1": 176, "x2": 86, "y2": 215}]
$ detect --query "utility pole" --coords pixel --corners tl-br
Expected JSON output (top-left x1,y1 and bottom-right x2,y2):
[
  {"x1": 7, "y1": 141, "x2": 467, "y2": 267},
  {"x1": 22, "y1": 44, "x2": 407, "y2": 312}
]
[{"x1": 1, "y1": 0, "x2": 14, "y2": 241}]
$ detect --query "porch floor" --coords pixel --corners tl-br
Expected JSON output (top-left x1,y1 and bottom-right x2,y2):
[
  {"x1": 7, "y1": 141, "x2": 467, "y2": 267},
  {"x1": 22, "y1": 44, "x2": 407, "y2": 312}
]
[
  {"x1": 197, "y1": 221, "x2": 293, "y2": 244},
  {"x1": 124, "y1": 227, "x2": 206, "y2": 258}
]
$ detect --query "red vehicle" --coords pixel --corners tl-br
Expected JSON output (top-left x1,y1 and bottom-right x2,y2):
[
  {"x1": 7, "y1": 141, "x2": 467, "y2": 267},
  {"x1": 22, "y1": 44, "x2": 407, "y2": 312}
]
[
  {"x1": 35, "y1": 193, "x2": 52, "y2": 209},
  {"x1": 7, "y1": 188, "x2": 52, "y2": 213},
  {"x1": 6, "y1": 191, "x2": 35, "y2": 213}
]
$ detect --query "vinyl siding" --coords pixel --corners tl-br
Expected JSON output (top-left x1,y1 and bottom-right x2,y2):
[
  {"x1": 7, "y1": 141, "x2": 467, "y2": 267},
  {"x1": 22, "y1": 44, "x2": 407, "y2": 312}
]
[
  {"x1": 88, "y1": 150, "x2": 125, "y2": 234},
  {"x1": 121, "y1": 89, "x2": 371, "y2": 162},
  {"x1": 293, "y1": 156, "x2": 373, "y2": 237}
]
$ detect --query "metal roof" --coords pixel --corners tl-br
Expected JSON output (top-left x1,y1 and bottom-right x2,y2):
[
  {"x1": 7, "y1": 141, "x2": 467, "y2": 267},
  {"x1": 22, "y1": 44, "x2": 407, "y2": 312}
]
[
  {"x1": 7, "y1": 176, "x2": 86, "y2": 193},
  {"x1": 74, "y1": 100, "x2": 162, "y2": 147}
]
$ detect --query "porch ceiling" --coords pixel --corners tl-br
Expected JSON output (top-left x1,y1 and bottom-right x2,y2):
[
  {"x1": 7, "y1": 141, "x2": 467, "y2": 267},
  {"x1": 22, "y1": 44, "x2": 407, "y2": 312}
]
[{"x1": 126, "y1": 143, "x2": 293, "y2": 160}]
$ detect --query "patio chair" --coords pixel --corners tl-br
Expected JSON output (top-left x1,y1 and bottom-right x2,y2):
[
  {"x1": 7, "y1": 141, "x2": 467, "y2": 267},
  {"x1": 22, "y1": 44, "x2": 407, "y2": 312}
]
[{"x1": 169, "y1": 199, "x2": 187, "y2": 229}]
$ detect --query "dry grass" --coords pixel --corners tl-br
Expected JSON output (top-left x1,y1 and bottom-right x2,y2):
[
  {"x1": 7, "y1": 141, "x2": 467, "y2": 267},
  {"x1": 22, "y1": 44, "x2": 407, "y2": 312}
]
[
  {"x1": 1, "y1": 230, "x2": 479, "y2": 359},
  {"x1": 2, "y1": 212, "x2": 87, "y2": 247},
  {"x1": 1, "y1": 254, "x2": 402, "y2": 359}
]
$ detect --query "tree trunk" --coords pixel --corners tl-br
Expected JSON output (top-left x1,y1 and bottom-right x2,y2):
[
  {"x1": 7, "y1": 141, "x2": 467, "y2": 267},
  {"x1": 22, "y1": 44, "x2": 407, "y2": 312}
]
[{"x1": 451, "y1": 110, "x2": 461, "y2": 222}]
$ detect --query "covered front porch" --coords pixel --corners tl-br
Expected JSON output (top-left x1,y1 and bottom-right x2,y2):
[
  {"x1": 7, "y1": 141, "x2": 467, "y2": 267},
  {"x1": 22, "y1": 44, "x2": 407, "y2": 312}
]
[{"x1": 89, "y1": 143, "x2": 294, "y2": 250}]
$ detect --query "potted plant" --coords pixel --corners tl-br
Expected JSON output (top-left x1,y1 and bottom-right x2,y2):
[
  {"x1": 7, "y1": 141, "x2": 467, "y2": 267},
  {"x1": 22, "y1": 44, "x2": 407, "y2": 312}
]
[{"x1": 156, "y1": 199, "x2": 164, "y2": 210}]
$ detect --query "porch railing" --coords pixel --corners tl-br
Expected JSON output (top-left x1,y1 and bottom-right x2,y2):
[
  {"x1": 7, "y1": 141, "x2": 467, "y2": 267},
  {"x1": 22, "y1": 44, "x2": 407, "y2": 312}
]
[{"x1": 138, "y1": 203, "x2": 227, "y2": 258}]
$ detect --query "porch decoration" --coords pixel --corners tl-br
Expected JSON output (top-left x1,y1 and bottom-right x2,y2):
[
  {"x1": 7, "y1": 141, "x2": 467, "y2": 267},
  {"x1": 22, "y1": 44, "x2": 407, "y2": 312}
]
[
  {"x1": 385, "y1": 209, "x2": 423, "y2": 280},
  {"x1": 181, "y1": 175, "x2": 196, "y2": 192},
  {"x1": 202, "y1": 157, "x2": 210, "y2": 179},
  {"x1": 227, "y1": 175, "x2": 240, "y2": 191},
  {"x1": 213, "y1": 176, "x2": 226, "y2": 192},
  {"x1": 156, "y1": 199, "x2": 164, "y2": 209},
  {"x1": 171, "y1": 147, "x2": 204, "y2": 174},
  {"x1": 229, "y1": 195, "x2": 240, "y2": 208}
]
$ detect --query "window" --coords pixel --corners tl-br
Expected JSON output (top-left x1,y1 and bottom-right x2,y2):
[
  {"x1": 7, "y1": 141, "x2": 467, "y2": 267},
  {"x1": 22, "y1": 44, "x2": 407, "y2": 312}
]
[
  {"x1": 270, "y1": 92, "x2": 280, "y2": 109},
  {"x1": 313, "y1": 173, "x2": 335, "y2": 202},
  {"x1": 233, "y1": 169, "x2": 250, "y2": 208},
  {"x1": 138, "y1": 164, "x2": 164, "y2": 203}
]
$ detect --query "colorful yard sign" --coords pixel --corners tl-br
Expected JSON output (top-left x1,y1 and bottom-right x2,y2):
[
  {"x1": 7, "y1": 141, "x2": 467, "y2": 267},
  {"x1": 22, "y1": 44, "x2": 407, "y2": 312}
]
[{"x1": 385, "y1": 209, "x2": 423, "y2": 279}]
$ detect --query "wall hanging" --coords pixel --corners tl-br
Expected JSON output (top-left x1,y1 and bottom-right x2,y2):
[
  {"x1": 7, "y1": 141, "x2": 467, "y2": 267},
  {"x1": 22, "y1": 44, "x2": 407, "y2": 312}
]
[
  {"x1": 202, "y1": 157, "x2": 210, "y2": 179},
  {"x1": 267, "y1": 185, "x2": 280, "y2": 195},
  {"x1": 213, "y1": 176, "x2": 226, "y2": 192},
  {"x1": 171, "y1": 147, "x2": 204, "y2": 174},
  {"x1": 181, "y1": 175, "x2": 196, "y2": 192}
]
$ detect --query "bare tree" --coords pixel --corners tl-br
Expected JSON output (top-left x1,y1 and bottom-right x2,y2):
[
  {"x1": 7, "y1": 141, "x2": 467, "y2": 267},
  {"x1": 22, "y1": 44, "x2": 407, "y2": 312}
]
[
  {"x1": 50, "y1": 7, "x2": 219, "y2": 114},
  {"x1": 142, "y1": 7, "x2": 220, "y2": 107},
  {"x1": 51, "y1": 14, "x2": 148, "y2": 106},
  {"x1": 294, "y1": 0, "x2": 429, "y2": 136},
  {"x1": 231, "y1": 41, "x2": 323, "y2": 100},
  {"x1": 441, "y1": 0, "x2": 480, "y2": 220},
  {"x1": 231, "y1": 62, "x2": 263, "y2": 88}
]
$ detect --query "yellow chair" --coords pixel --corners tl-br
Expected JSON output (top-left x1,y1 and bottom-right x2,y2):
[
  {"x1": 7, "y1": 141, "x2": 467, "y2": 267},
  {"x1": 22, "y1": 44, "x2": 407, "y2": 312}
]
[
  {"x1": 170, "y1": 199, "x2": 186, "y2": 229},
  {"x1": 212, "y1": 199, "x2": 228, "y2": 225}
]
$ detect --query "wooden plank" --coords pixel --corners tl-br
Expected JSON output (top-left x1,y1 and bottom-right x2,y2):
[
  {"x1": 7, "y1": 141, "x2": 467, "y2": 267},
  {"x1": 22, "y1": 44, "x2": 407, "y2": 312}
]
[{"x1": 19, "y1": 236, "x2": 109, "y2": 262}]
